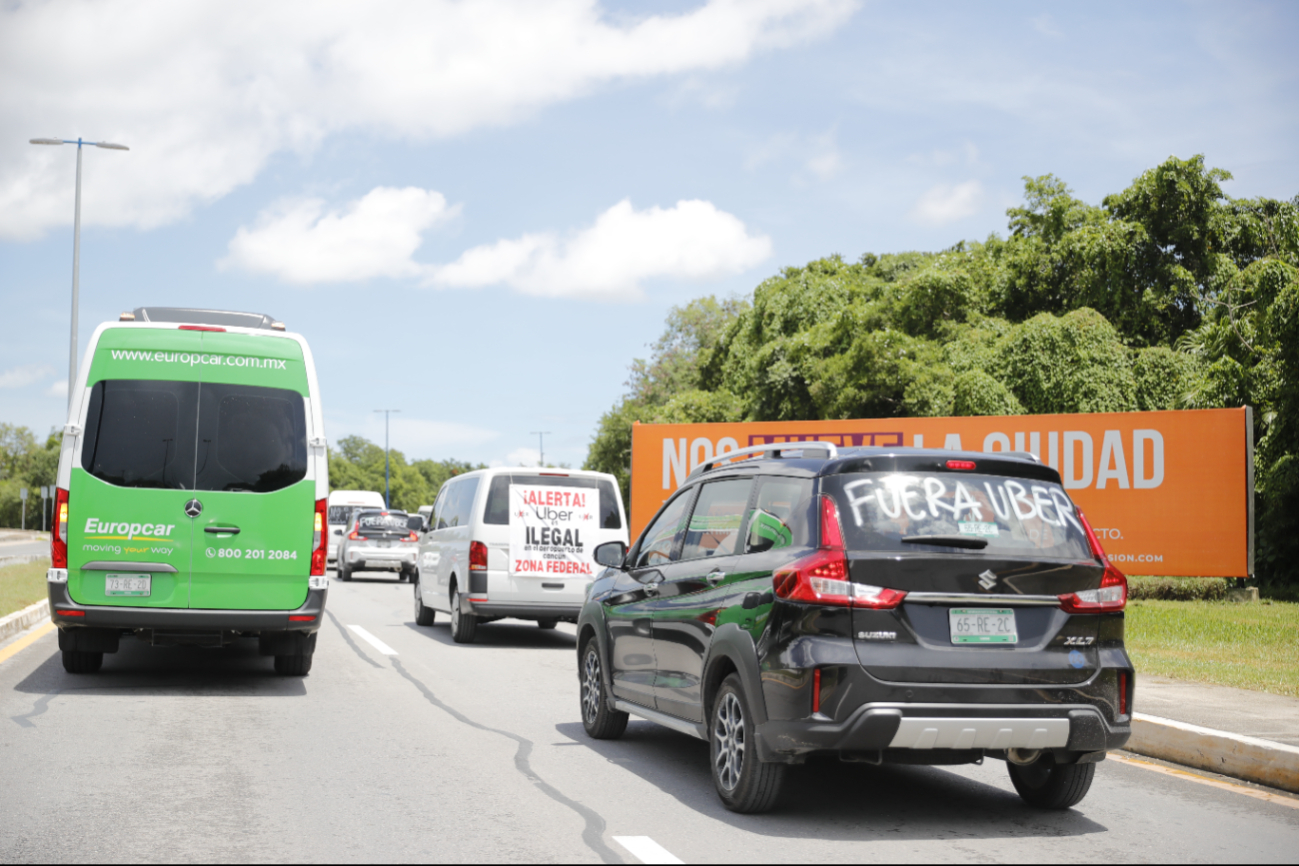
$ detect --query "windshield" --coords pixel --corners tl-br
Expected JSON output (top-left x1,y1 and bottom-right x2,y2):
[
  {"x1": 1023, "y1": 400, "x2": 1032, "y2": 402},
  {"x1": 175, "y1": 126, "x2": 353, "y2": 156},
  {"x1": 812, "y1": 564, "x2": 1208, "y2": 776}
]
[
  {"x1": 823, "y1": 471, "x2": 1092, "y2": 560},
  {"x1": 328, "y1": 505, "x2": 366, "y2": 525},
  {"x1": 355, "y1": 512, "x2": 410, "y2": 532}
]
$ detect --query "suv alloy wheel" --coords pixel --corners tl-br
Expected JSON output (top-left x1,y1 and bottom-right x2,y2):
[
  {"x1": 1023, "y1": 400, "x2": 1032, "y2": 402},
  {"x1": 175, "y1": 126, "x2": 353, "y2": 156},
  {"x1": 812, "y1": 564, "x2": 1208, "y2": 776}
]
[
  {"x1": 580, "y1": 639, "x2": 628, "y2": 739},
  {"x1": 711, "y1": 674, "x2": 785, "y2": 813}
]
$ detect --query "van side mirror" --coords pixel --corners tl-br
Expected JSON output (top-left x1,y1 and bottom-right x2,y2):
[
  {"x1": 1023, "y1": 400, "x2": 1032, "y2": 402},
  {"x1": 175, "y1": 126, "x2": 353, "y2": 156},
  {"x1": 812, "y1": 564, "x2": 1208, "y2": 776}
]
[{"x1": 593, "y1": 541, "x2": 627, "y2": 568}]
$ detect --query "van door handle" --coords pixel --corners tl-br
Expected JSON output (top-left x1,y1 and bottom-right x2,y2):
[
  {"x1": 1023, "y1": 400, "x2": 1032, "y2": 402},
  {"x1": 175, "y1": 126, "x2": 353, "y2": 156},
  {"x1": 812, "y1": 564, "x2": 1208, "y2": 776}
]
[
  {"x1": 204, "y1": 526, "x2": 241, "y2": 535},
  {"x1": 706, "y1": 570, "x2": 726, "y2": 586}
]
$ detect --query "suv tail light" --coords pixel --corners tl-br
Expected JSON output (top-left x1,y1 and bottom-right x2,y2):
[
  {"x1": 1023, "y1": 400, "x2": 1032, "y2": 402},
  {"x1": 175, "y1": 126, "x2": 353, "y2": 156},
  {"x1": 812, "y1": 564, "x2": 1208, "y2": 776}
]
[
  {"x1": 310, "y1": 498, "x2": 327, "y2": 576},
  {"x1": 348, "y1": 529, "x2": 361, "y2": 540},
  {"x1": 1058, "y1": 510, "x2": 1127, "y2": 613},
  {"x1": 401, "y1": 531, "x2": 418, "y2": 543},
  {"x1": 470, "y1": 540, "x2": 488, "y2": 571},
  {"x1": 52, "y1": 487, "x2": 69, "y2": 568},
  {"x1": 771, "y1": 495, "x2": 907, "y2": 610}
]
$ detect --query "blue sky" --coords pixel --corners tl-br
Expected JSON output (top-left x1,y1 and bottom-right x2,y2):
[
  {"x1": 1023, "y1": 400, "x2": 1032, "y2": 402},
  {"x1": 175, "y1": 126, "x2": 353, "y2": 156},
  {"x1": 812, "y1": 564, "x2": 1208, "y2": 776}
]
[{"x1": 2, "y1": 0, "x2": 1296, "y2": 470}]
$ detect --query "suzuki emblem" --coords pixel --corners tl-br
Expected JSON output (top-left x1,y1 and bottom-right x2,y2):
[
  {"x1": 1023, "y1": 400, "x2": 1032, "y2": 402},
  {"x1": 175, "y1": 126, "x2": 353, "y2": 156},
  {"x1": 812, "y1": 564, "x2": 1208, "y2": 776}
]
[
  {"x1": 184, "y1": 499, "x2": 203, "y2": 518},
  {"x1": 977, "y1": 569, "x2": 999, "y2": 591}
]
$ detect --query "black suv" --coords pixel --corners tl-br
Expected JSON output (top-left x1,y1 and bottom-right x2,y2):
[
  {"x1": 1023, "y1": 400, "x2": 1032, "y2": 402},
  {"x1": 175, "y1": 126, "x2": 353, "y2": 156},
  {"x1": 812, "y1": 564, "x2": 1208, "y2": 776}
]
[{"x1": 577, "y1": 444, "x2": 1132, "y2": 813}]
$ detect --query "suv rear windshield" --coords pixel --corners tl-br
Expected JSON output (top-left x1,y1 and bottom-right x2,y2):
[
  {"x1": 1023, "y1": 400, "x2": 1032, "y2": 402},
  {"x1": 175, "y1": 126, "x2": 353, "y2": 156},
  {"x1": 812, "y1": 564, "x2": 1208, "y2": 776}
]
[
  {"x1": 356, "y1": 512, "x2": 409, "y2": 531},
  {"x1": 483, "y1": 474, "x2": 622, "y2": 528},
  {"x1": 81, "y1": 379, "x2": 307, "y2": 492},
  {"x1": 822, "y1": 471, "x2": 1091, "y2": 560}
]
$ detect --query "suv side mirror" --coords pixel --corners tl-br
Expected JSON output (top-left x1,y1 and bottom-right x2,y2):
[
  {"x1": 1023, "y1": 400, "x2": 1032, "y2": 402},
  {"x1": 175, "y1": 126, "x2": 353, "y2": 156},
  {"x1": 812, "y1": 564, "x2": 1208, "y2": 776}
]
[{"x1": 593, "y1": 541, "x2": 627, "y2": 568}]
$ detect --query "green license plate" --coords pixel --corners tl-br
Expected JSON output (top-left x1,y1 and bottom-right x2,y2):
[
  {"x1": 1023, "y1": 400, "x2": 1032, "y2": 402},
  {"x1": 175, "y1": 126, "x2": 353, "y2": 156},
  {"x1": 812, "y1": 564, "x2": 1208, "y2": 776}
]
[
  {"x1": 949, "y1": 608, "x2": 1017, "y2": 644},
  {"x1": 105, "y1": 574, "x2": 151, "y2": 597}
]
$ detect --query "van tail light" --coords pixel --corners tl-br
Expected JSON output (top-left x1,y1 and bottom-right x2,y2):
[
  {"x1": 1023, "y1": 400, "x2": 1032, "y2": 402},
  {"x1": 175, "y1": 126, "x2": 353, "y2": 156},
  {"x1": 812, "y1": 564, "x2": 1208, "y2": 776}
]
[
  {"x1": 310, "y1": 498, "x2": 327, "y2": 576},
  {"x1": 1059, "y1": 511, "x2": 1127, "y2": 613},
  {"x1": 772, "y1": 494, "x2": 906, "y2": 609},
  {"x1": 772, "y1": 549, "x2": 907, "y2": 609},
  {"x1": 52, "y1": 488, "x2": 69, "y2": 568},
  {"x1": 470, "y1": 540, "x2": 488, "y2": 571}
]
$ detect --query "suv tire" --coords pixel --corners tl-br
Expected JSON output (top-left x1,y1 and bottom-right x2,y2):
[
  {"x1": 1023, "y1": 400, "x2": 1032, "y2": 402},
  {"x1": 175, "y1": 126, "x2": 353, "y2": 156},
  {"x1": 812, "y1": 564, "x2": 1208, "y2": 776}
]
[
  {"x1": 274, "y1": 653, "x2": 313, "y2": 676},
  {"x1": 61, "y1": 650, "x2": 103, "y2": 673},
  {"x1": 580, "y1": 638, "x2": 628, "y2": 739},
  {"x1": 338, "y1": 562, "x2": 352, "y2": 581},
  {"x1": 449, "y1": 586, "x2": 477, "y2": 644},
  {"x1": 1007, "y1": 755, "x2": 1095, "y2": 809},
  {"x1": 414, "y1": 582, "x2": 435, "y2": 626},
  {"x1": 711, "y1": 674, "x2": 785, "y2": 813}
]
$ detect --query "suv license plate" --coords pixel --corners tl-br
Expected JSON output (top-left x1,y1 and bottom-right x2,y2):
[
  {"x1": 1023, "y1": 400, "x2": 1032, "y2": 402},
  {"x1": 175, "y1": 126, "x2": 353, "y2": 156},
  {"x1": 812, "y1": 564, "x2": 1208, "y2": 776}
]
[
  {"x1": 105, "y1": 574, "x2": 151, "y2": 597},
  {"x1": 949, "y1": 608, "x2": 1017, "y2": 644}
]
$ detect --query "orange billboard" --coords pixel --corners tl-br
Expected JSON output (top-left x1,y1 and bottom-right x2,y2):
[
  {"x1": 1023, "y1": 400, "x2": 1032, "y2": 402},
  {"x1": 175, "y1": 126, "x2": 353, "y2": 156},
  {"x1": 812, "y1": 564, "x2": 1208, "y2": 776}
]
[{"x1": 629, "y1": 408, "x2": 1254, "y2": 578}]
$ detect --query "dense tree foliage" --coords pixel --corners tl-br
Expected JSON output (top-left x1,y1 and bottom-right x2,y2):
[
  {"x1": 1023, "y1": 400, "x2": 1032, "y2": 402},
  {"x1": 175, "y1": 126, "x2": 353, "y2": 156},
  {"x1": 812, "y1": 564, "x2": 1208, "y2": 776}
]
[
  {"x1": 0, "y1": 424, "x2": 61, "y2": 529},
  {"x1": 327, "y1": 435, "x2": 484, "y2": 513},
  {"x1": 585, "y1": 155, "x2": 1299, "y2": 587}
]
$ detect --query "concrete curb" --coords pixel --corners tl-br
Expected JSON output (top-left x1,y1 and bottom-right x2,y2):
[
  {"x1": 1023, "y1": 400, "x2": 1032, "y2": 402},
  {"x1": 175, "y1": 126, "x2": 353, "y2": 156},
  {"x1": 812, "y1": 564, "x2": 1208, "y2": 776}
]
[
  {"x1": 0, "y1": 599, "x2": 51, "y2": 644},
  {"x1": 1128, "y1": 712, "x2": 1299, "y2": 795},
  {"x1": 0, "y1": 554, "x2": 50, "y2": 569}
]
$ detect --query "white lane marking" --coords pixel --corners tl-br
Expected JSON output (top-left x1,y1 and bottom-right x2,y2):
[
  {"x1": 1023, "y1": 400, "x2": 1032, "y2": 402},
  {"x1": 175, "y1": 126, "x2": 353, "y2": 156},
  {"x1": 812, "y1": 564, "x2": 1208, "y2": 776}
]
[
  {"x1": 347, "y1": 624, "x2": 397, "y2": 656},
  {"x1": 612, "y1": 836, "x2": 684, "y2": 865}
]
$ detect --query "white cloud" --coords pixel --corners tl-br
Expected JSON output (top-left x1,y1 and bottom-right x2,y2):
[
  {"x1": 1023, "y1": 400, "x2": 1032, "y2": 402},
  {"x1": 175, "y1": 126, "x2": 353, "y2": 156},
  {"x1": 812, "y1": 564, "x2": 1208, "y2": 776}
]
[
  {"x1": 0, "y1": 0, "x2": 857, "y2": 240},
  {"x1": 221, "y1": 187, "x2": 456, "y2": 283},
  {"x1": 46, "y1": 379, "x2": 69, "y2": 398},
  {"x1": 0, "y1": 364, "x2": 55, "y2": 389},
  {"x1": 908, "y1": 180, "x2": 983, "y2": 225},
  {"x1": 744, "y1": 127, "x2": 843, "y2": 181},
  {"x1": 429, "y1": 198, "x2": 773, "y2": 300},
  {"x1": 805, "y1": 131, "x2": 843, "y2": 180}
]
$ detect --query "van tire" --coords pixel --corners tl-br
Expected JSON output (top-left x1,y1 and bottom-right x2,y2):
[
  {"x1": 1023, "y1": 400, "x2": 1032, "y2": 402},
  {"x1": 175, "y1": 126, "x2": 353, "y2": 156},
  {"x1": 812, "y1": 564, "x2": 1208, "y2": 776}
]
[
  {"x1": 338, "y1": 562, "x2": 352, "y2": 581},
  {"x1": 414, "y1": 583, "x2": 435, "y2": 626},
  {"x1": 61, "y1": 650, "x2": 103, "y2": 673},
  {"x1": 450, "y1": 586, "x2": 477, "y2": 644},
  {"x1": 274, "y1": 653, "x2": 313, "y2": 676},
  {"x1": 1007, "y1": 755, "x2": 1095, "y2": 809},
  {"x1": 537, "y1": 619, "x2": 557, "y2": 630}
]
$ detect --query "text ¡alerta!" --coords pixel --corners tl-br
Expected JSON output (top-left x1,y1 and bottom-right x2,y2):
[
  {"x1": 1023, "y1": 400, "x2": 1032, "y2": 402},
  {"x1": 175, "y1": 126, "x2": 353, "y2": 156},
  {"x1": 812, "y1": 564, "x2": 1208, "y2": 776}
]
[
  {"x1": 84, "y1": 518, "x2": 177, "y2": 540},
  {"x1": 522, "y1": 489, "x2": 587, "y2": 508}
]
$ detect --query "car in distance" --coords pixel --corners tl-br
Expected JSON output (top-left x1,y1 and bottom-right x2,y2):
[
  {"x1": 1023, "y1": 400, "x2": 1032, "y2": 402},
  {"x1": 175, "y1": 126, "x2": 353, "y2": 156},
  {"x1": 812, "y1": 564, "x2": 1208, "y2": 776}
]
[
  {"x1": 47, "y1": 306, "x2": 329, "y2": 676},
  {"x1": 336, "y1": 509, "x2": 419, "y2": 581},
  {"x1": 327, "y1": 489, "x2": 385, "y2": 565},
  {"x1": 414, "y1": 467, "x2": 628, "y2": 642},
  {"x1": 577, "y1": 443, "x2": 1132, "y2": 813}
]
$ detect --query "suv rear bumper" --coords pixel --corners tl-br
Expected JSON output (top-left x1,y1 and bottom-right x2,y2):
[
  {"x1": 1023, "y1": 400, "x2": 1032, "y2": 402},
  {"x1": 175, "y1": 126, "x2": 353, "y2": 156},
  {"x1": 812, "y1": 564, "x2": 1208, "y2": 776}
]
[
  {"x1": 346, "y1": 548, "x2": 416, "y2": 568},
  {"x1": 756, "y1": 702, "x2": 1130, "y2": 760},
  {"x1": 47, "y1": 581, "x2": 327, "y2": 634}
]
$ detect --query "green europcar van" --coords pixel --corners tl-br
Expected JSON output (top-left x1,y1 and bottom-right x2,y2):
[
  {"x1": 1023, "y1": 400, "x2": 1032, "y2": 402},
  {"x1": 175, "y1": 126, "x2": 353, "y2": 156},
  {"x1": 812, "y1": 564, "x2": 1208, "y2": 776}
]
[{"x1": 46, "y1": 307, "x2": 330, "y2": 676}]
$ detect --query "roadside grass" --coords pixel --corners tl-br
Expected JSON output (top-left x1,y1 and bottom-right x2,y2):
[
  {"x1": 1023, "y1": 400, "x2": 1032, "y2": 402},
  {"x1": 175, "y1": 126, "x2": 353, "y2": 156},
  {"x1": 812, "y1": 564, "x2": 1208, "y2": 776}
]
[
  {"x1": 0, "y1": 559, "x2": 49, "y2": 618},
  {"x1": 1126, "y1": 599, "x2": 1299, "y2": 697}
]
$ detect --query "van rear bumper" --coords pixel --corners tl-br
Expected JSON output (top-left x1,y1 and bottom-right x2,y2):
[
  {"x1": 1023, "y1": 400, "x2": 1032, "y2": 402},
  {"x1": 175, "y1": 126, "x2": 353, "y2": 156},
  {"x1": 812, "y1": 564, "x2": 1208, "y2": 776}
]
[
  {"x1": 469, "y1": 600, "x2": 582, "y2": 623},
  {"x1": 47, "y1": 582, "x2": 327, "y2": 634}
]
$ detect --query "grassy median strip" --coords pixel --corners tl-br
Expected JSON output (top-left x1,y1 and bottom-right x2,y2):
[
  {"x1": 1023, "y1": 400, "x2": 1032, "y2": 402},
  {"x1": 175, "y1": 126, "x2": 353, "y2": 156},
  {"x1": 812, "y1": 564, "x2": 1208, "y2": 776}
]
[
  {"x1": 0, "y1": 559, "x2": 50, "y2": 619},
  {"x1": 1126, "y1": 599, "x2": 1299, "y2": 697}
]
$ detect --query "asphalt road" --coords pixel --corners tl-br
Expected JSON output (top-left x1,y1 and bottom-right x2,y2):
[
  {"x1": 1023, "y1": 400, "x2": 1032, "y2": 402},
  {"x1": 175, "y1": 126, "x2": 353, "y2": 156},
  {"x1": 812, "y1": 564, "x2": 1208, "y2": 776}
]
[
  {"x1": 1, "y1": 571, "x2": 1296, "y2": 863},
  {"x1": 0, "y1": 538, "x2": 51, "y2": 559}
]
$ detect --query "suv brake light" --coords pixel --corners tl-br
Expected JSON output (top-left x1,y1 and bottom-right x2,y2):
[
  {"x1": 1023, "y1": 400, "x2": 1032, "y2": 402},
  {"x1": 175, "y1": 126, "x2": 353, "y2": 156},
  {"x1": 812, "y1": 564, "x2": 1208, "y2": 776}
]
[
  {"x1": 348, "y1": 529, "x2": 361, "y2": 540},
  {"x1": 402, "y1": 531, "x2": 418, "y2": 543},
  {"x1": 772, "y1": 495, "x2": 906, "y2": 609},
  {"x1": 310, "y1": 498, "x2": 327, "y2": 576},
  {"x1": 1059, "y1": 510, "x2": 1127, "y2": 613},
  {"x1": 52, "y1": 487, "x2": 69, "y2": 568},
  {"x1": 470, "y1": 540, "x2": 488, "y2": 571}
]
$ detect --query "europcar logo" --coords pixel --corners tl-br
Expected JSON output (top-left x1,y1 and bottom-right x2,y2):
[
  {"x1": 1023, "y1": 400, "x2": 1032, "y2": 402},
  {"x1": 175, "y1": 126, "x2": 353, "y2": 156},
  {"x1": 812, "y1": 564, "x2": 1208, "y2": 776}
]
[{"x1": 82, "y1": 517, "x2": 179, "y2": 557}]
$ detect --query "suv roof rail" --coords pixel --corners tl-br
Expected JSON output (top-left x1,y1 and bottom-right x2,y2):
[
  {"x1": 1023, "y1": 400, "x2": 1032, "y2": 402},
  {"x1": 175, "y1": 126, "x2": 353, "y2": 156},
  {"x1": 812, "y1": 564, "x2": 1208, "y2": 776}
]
[
  {"x1": 129, "y1": 307, "x2": 284, "y2": 330},
  {"x1": 689, "y1": 441, "x2": 840, "y2": 479}
]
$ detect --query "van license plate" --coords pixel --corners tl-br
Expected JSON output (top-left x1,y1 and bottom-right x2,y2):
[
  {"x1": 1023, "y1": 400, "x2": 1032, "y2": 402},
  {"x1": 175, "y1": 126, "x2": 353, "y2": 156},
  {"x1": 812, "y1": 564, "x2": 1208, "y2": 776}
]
[
  {"x1": 949, "y1": 608, "x2": 1017, "y2": 644},
  {"x1": 105, "y1": 574, "x2": 151, "y2": 597}
]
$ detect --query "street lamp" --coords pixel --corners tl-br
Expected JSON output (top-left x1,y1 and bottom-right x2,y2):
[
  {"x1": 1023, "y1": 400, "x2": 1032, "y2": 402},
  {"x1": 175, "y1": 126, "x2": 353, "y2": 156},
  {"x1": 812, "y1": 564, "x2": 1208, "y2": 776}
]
[
  {"x1": 529, "y1": 431, "x2": 552, "y2": 468},
  {"x1": 374, "y1": 409, "x2": 400, "y2": 508},
  {"x1": 30, "y1": 137, "x2": 130, "y2": 413}
]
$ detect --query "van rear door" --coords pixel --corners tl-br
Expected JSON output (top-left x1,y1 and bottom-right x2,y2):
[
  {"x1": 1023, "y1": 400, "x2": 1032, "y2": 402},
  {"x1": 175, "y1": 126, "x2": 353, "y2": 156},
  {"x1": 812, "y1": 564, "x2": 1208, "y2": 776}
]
[{"x1": 187, "y1": 331, "x2": 314, "y2": 611}]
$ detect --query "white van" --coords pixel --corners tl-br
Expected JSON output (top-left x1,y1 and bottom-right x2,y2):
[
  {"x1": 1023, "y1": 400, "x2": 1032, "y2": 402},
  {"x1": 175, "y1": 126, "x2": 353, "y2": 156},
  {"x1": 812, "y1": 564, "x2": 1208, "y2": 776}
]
[
  {"x1": 413, "y1": 467, "x2": 628, "y2": 643},
  {"x1": 326, "y1": 490, "x2": 385, "y2": 564}
]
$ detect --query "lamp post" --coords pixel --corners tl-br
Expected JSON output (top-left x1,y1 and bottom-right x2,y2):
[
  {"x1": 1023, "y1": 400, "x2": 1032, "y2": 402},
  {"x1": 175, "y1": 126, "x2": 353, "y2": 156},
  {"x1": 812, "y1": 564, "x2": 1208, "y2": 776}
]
[
  {"x1": 29, "y1": 137, "x2": 130, "y2": 413},
  {"x1": 374, "y1": 409, "x2": 400, "y2": 508},
  {"x1": 529, "y1": 431, "x2": 552, "y2": 468}
]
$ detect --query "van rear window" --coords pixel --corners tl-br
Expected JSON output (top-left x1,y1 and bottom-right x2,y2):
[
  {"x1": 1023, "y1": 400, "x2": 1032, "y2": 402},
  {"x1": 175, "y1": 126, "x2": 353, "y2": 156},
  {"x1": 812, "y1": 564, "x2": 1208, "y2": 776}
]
[
  {"x1": 81, "y1": 379, "x2": 307, "y2": 492},
  {"x1": 483, "y1": 474, "x2": 622, "y2": 529},
  {"x1": 822, "y1": 472, "x2": 1092, "y2": 560}
]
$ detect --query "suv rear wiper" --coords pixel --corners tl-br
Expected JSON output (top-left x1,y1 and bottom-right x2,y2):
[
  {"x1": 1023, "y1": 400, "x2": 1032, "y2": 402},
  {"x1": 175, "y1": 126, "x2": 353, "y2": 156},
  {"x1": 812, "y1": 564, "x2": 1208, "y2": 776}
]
[{"x1": 900, "y1": 534, "x2": 989, "y2": 550}]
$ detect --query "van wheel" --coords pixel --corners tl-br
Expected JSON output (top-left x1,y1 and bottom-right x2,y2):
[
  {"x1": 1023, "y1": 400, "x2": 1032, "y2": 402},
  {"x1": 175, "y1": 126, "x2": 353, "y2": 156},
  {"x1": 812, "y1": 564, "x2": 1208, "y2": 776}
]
[
  {"x1": 274, "y1": 653, "x2": 313, "y2": 676},
  {"x1": 450, "y1": 587, "x2": 477, "y2": 644},
  {"x1": 580, "y1": 638, "x2": 627, "y2": 739},
  {"x1": 338, "y1": 563, "x2": 352, "y2": 581},
  {"x1": 1007, "y1": 755, "x2": 1095, "y2": 809},
  {"x1": 414, "y1": 582, "x2": 435, "y2": 626},
  {"x1": 537, "y1": 619, "x2": 557, "y2": 630},
  {"x1": 61, "y1": 650, "x2": 103, "y2": 673},
  {"x1": 711, "y1": 674, "x2": 785, "y2": 813}
]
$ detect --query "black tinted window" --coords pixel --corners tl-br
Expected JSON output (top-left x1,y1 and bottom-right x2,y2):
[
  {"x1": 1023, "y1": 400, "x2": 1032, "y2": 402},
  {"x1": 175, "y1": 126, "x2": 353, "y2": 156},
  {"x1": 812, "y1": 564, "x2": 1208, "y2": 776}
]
[
  {"x1": 483, "y1": 474, "x2": 621, "y2": 528},
  {"x1": 357, "y1": 511, "x2": 409, "y2": 531},
  {"x1": 194, "y1": 383, "x2": 307, "y2": 492},
  {"x1": 82, "y1": 380, "x2": 198, "y2": 489}
]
